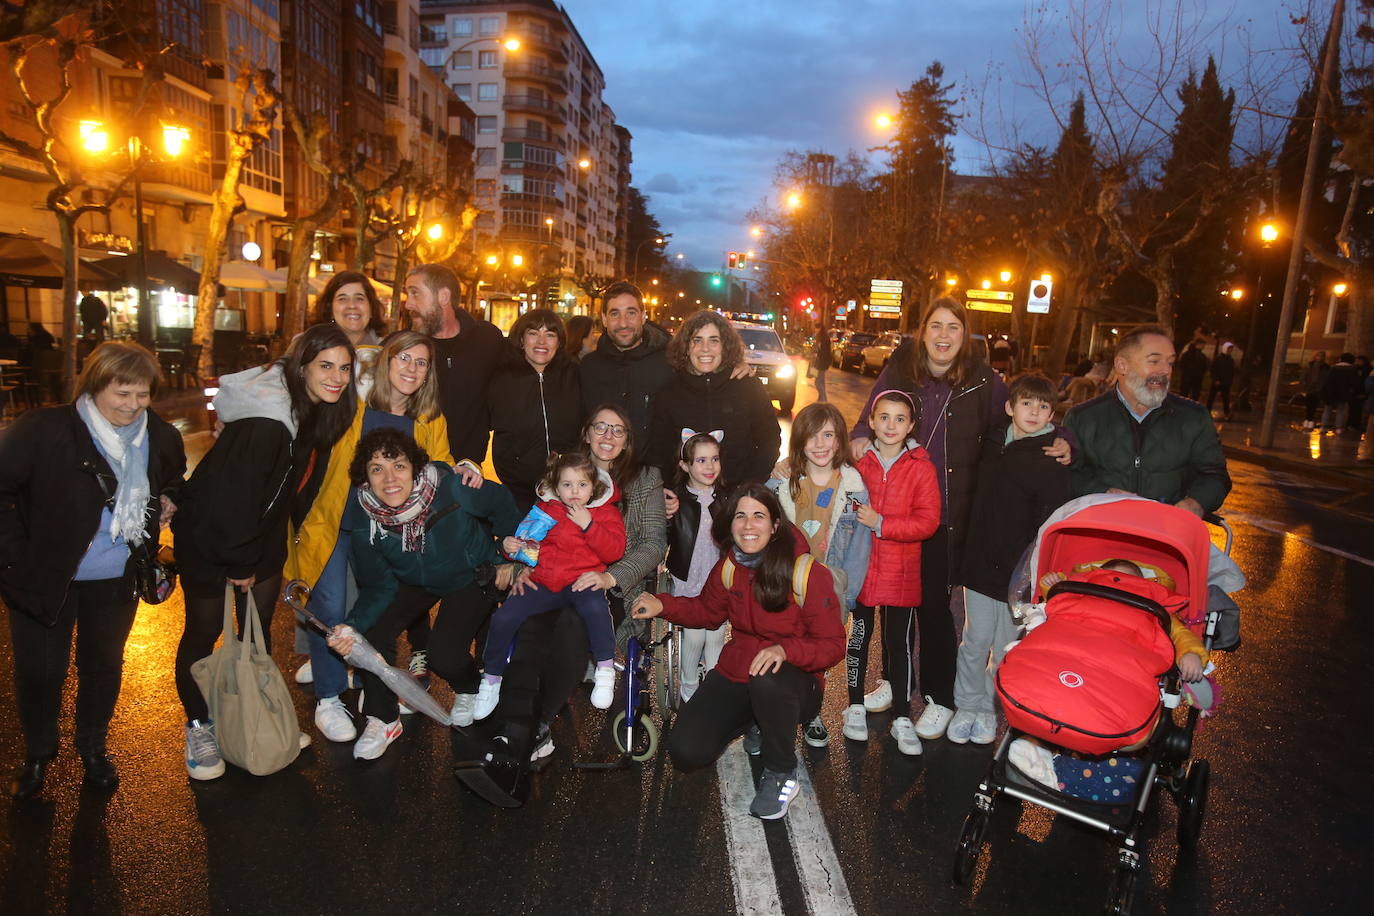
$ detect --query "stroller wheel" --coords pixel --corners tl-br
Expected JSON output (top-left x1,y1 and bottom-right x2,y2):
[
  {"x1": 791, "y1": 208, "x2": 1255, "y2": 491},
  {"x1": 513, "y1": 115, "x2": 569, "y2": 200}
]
[
  {"x1": 1107, "y1": 856, "x2": 1139, "y2": 915},
  {"x1": 952, "y1": 807, "x2": 991, "y2": 885},
  {"x1": 611, "y1": 709, "x2": 659, "y2": 762},
  {"x1": 1175, "y1": 758, "x2": 1210, "y2": 851}
]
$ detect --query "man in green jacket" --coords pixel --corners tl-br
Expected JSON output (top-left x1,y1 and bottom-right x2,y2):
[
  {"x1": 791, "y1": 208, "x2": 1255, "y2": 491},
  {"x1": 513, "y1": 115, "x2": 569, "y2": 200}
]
[{"x1": 1064, "y1": 326, "x2": 1231, "y2": 516}]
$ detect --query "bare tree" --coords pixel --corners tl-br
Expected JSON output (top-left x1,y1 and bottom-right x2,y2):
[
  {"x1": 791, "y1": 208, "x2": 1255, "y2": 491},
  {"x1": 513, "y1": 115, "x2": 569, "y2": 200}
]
[{"x1": 278, "y1": 105, "x2": 343, "y2": 340}]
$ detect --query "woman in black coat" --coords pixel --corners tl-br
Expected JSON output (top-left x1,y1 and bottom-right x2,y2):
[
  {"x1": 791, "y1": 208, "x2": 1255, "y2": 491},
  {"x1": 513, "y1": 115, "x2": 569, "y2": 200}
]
[
  {"x1": 648, "y1": 310, "x2": 780, "y2": 487},
  {"x1": 487, "y1": 309, "x2": 583, "y2": 513},
  {"x1": 0, "y1": 342, "x2": 185, "y2": 798}
]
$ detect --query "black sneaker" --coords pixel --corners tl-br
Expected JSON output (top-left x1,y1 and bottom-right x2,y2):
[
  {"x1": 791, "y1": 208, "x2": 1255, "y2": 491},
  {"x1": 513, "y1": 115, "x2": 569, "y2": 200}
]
[
  {"x1": 803, "y1": 715, "x2": 829, "y2": 748},
  {"x1": 749, "y1": 768, "x2": 801, "y2": 820},
  {"x1": 742, "y1": 724, "x2": 762, "y2": 756}
]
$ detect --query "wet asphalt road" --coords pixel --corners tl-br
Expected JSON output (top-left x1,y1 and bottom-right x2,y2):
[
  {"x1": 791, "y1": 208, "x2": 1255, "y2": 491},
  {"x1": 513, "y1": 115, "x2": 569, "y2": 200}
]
[{"x1": 1, "y1": 367, "x2": 1371, "y2": 915}]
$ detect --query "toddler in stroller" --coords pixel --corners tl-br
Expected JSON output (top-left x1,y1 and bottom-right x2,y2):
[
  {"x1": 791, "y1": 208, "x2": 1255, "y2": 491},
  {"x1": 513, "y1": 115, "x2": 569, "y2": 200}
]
[{"x1": 951, "y1": 494, "x2": 1240, "y2": 914}]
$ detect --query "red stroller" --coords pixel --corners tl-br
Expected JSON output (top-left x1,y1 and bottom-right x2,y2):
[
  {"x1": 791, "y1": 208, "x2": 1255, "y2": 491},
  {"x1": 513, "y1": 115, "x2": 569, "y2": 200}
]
[{"x1": 951, "y1": 495, "x2": 1239, "y2": 915}]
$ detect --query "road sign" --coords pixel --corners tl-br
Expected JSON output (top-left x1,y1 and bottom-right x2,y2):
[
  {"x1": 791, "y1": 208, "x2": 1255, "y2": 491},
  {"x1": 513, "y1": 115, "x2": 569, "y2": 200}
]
[
  {"x1": 966, "y1": 301, "x2": 1013, "y2": 314},
  {"x1": 966, "y1": 289, "x2": 1014, "y2": 302},
  {"x1": 867, "y1": 304, "x2": 902, "y2": 315},
  {"x1": 870, "y1": 279, "x2": 903, "y2": 291},
  {"x1": 1027, "y1": 276, "x2": 1053, "y2": 314},
  {"x1": 869, "y1": 279, "x2": 903, "y2": 309}
]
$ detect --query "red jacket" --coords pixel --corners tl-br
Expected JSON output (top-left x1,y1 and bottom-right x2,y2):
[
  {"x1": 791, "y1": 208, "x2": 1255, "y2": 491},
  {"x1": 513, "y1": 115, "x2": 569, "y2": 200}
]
[
  {"x1": 855, "y1": 442, "x2": 941, "y2": 607},
  {"x1": 524, "y1": 484, "x2": 626, "y2": 592},
  {"x1": 657, "y1": 544, "x2": 845, "y2": 687}
]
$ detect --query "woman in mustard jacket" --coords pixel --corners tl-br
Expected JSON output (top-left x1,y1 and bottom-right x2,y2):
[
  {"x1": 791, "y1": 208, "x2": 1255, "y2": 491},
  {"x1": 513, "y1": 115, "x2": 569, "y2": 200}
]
[{"x1": 286, "y1": 329, "x2": 474, "y2": 743}]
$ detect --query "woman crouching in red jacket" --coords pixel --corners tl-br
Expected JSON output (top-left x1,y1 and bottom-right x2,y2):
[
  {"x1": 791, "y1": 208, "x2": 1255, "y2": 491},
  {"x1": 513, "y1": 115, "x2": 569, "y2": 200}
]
[{"x1": 632, "y1": 482, "x2": 844, "y2": 820}]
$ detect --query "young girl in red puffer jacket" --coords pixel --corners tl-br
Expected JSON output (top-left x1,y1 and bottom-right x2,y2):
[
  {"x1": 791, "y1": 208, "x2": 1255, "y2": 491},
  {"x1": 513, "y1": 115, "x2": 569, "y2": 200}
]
[{"x1": 851, "y1": 390, "x2": 940, "y2": 755}]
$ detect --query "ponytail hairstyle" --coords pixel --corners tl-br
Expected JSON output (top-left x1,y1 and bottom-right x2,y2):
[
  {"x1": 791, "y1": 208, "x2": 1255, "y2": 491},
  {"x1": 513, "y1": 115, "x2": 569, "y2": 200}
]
[
  {"x1": 538, "y1": 451, "x2": 608, "y2": 504},
  {"x1": 281, "y1": 323, "x2": 357, "y2": 452},
  {"x1": 711, "y1": 483, "x2": 797, "y2": 613},
  {"x1": 673, "y1": 431, "x2": 725, "y2": 492},
  {"x1": 786, "y1": 402, "x2": 850, "y2": 500}
]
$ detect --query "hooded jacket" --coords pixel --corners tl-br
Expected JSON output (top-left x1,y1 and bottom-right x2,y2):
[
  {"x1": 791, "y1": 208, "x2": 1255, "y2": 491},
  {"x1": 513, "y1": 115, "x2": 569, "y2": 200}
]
[
  {"x1": 579, "y1": 321, "x2": 675, "y2": 443},
  {"x1": 0, "y1": 404, "x2": 184, "y2": 625},
  {"x1": 521, "y1": 467, "x2": 626, "y2": 592},
  {"x1": 648, "y1": 366, "x2": 781, "y2": 487},
  {"x1": 767, "y1": 464, "x2": 872, "y2": 610},
  {"x1": 488, "y1": 352, "x2": 583, "y2": 513},
  {"x1": 656, "y1": 537, "x2": 845, "y2": 687},
  {"x1": 347, "y1": 463, "x2": 521, "y2": 633},
  {"x1": 173, "y1": 364, "x2": 301, "y2": 585},
  {"x1": 853, "y1": 440, "x2": 941, "y2": 607}
]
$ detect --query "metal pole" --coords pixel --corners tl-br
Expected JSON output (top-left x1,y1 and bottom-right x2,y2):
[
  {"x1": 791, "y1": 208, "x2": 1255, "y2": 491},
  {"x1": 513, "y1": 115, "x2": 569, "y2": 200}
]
[
  {"x1": 132, "y1": 138, "x2": 153, "y2": 347},
  {"x1": 1260, "y1": 0, "x2": 1343, "y2": 448}
]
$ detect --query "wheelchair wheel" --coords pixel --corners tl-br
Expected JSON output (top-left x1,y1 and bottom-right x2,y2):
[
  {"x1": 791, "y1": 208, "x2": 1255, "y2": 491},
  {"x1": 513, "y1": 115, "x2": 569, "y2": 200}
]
[
  {"x1": 1175, "y1": 758, "x2": 1210, "y2": 851},
  {"x1": 654, "y1": 620, "x2": 681, "y2": 716},
  {"x1": 952, "y1": 807, "x2": 990, "y2": 885},
  {"x1": 611, "y1": 709, "x2": 659, "y2": 762}
]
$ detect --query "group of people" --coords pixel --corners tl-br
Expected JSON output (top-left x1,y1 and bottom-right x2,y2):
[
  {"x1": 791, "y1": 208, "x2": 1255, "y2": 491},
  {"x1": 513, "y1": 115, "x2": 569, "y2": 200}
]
[{"x1": 0, "y1": 271, "x2": 1233, "y2": 822}]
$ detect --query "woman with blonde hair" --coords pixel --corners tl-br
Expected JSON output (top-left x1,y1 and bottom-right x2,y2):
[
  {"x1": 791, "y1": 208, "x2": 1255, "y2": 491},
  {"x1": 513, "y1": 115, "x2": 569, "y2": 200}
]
[{"x1": 285, "y1": 328, "x2": 476, "y2": 744}]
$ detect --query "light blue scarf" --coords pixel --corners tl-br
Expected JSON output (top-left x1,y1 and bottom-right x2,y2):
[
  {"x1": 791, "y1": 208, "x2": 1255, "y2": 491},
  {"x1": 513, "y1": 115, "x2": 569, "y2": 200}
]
[{"x1": 75, "y1": 394, "x2": 150, "y2": 546}]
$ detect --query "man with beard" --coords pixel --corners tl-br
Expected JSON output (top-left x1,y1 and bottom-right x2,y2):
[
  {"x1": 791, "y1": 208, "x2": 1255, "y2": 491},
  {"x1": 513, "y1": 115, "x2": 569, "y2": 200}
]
[
  {"x1": 1063, "y1": 326, "x2": 1230, "y2": 516},
  {"x1": 403, "y1": 264, "x2": 506, "y2": 463},
  {"x1": 578, "y1": 281, "x2": 674, "y2": 444}
]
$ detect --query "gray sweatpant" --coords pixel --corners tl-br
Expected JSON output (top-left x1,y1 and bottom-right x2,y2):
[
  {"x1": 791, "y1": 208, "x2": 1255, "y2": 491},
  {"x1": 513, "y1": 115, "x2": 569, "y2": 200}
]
[{"x1": 953, "y1": 587, "x2": 1021, "y2": 715}]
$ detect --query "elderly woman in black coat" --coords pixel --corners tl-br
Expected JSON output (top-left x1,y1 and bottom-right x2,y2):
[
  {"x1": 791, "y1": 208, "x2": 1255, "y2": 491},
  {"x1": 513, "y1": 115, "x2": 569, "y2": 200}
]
[{"x1": 0, "y1": 342, "x2": 185, "y2": 798}]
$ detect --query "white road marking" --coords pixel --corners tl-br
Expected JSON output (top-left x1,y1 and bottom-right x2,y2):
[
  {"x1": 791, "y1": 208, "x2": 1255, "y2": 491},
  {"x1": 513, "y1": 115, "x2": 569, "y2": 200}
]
[
  {"x1": 785, "y1": 761, "x2": 858, "y2": 916},
  {"x1": 717, "y1": 748, "x2": 785, "y2": 916},
  {"x1": 1224, "y1": 510, "x2": 1374, "y2": 568}
]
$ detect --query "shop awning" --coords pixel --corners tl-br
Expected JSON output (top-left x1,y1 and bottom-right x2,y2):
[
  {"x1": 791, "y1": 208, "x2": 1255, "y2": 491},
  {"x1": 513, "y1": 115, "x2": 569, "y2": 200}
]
[
  {"x1": 219, "y1": 260, "x2": 286, "y2": 292},
  {"x1": 91, "y1": 250, "x2": 202, "y2": 295},
  {"x1": 0, "y1": 233, "x2": 122, "y2": 288}
]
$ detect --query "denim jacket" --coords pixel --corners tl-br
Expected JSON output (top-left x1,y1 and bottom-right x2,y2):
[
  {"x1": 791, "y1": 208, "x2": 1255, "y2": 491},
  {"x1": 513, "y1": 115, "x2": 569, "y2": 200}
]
[{"x1": 768, "y1": 464, "x2": 873, "y2": 613}]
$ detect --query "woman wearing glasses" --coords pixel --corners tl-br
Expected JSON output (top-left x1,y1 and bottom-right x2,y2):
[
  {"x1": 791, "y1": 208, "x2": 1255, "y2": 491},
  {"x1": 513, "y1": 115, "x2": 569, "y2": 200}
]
[{"x1": 285, "y1": 329, "x2": 477, "y2": 744}]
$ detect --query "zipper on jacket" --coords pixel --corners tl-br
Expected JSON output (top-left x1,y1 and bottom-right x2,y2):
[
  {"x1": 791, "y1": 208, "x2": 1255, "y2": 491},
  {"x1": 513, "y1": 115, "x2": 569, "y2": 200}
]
[{"x1": 539, "y1": 371, "x2": 550, "y2": 456}]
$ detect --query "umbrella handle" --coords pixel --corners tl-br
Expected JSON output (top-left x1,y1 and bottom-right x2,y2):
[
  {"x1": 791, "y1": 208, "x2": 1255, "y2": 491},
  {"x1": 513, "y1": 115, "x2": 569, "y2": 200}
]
[{"x1": 282, "y1": 578, "x2": 332, "y2": 635}]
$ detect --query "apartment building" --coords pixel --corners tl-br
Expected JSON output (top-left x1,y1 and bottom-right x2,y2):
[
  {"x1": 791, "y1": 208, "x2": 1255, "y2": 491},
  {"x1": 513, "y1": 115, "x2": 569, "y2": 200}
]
[{"x1": 417, "y1": 0, "x2": 629, "y2": 306}]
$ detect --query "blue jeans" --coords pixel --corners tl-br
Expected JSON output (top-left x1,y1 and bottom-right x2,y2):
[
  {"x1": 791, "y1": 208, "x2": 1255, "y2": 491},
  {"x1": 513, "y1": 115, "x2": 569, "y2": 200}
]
[
  {"x1": 306, "y1": 535, "x2": 351, "y2": 700},
  {"x1": 483, "y1": 583, "x2": 614, "y2": 677}
]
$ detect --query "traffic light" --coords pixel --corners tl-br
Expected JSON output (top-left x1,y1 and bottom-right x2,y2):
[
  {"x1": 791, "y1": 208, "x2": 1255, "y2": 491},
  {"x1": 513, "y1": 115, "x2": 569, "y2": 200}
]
[
  {"x1": 710, "y1": 274, "x2": 722, "y2": 287},
  {"x1": 738, "y1": 252, "x2": 748, "y2": 269},
  {"x1": 728, "y1": 251, "x2": 738, "y2": 269}
]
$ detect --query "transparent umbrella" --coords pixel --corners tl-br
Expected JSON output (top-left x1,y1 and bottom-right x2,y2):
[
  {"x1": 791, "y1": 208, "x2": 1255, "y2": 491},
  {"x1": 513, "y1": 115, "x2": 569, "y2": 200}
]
[{"x1": 282, "y1": 580, "x2": 452, "y2": 727}]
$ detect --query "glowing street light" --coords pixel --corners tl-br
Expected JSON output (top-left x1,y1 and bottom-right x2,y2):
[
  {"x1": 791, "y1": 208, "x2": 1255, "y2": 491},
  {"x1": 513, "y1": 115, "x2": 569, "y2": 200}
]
[
  {"x1": 1260, "y1": 222, "x2": 1279, "y2": 244},
  {"x1": 511, "y1": 254, "x2": 524, "y2": 267},
  {"x1": 945, "y1": 276, "x2": 958, "y2": 287},
  {"x1": 578, "y1": 158, "x2": 591, "y2": 169},
  {"x1": 1229, "y1": 288, "x2": 1244, "y2": 301},
  {"x1": 162, "y1": 124, "x2": 190, "y2": 158},
  {"x1": 874, "y1": 113, "x2": 894, "y2": 130},
  {"x1": 1334, "y1": 281, "x2": 1349, "y2": 296},
  {"x1": 79, "y1": 119, "x2": 110, "y2": 153},
  {"x1": 981, "y1": 279, "x2": 992, "y2": 290},
  {"x1": 503, "y1": 38, "x2": 521, "y2": 51},
  {"x1": 426, "y1": 222, "x2": 444, "y2": 241},
  {"x1": 998, "y1": 270, "x2": 1012, "y2": 284},
  {"x1": 485, "y1": 255, "x2": 499, "y2": 266},
  {"x1": 750, "y1": 225, "x2": 762, "y2": 238}
]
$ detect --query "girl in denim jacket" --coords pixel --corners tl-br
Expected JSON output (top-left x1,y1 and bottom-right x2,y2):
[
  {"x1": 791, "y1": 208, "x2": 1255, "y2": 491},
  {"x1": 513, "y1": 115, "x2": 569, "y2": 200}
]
[{"x1": 768, "y1": 402, "x2": 872, "y2": 747}]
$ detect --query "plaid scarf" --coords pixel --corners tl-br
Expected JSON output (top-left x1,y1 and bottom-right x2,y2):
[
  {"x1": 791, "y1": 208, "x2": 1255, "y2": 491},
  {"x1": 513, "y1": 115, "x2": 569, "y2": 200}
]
[{"x1": 358, "y1": 462, "x2": 440, "y2": 552}]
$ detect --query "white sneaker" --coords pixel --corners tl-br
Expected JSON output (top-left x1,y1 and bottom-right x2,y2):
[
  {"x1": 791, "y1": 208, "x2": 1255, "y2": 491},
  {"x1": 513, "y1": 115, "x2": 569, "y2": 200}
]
[
  {"x1": 314, "y1": 696, "x2": 356, "y2": 742},
  {"x1": 842, "y1": 704, "x2": 869, "y2": 741},
  {"x1": 590, "y1": 666, "x2": 616, "y2": 709},
  {"x1": 969, "y1": 712, "x2": 998, "y2": 745},
  {"x1": 294, "y1": 659, "x2": 313, "y2": 684},
  {"x1": 680, "y1": 680, "x2": 699, "y2": 703},
  {"x1": 891, "y1": 716, "x2": 922, "y2": 756},
  {"x1": 863, "y1": 679, "x2": 893, "y2": 712},
  {"x1": 184, "y1": 719, "x2": 226, "y2": 781},
  {"x1": 473, "y1": 679, "x2": 502, "y2": 720},
  {"x1": 946, "y1": 709, "x2": 978, "y2": 744},
  {"x1": 353, "y1": 716, "x2": 402, "y2": 760},
  {"x1": 915, "y1": 696, "x2": 954, "y2": 739},
  {"x1": 451, "y1": 693, "x2": 476, "y2": 727}
]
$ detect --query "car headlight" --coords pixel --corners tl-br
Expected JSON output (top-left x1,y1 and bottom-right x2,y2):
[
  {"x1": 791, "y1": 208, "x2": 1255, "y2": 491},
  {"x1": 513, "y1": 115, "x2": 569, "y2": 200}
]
[{"x1": 775, "y1": 363, "x2": 794, "y2": 379}]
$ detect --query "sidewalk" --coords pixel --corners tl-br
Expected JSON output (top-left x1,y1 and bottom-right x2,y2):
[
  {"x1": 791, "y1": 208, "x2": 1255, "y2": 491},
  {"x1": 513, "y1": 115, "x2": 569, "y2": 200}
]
[{"x1": 1214, "y1": 405, "x2": 1374, "y2": 491}]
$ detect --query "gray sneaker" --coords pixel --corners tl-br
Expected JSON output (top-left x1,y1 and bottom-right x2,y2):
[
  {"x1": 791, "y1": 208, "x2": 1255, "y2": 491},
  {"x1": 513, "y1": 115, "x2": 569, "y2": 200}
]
[
  {"x1": 750, "y1": 768, "x2": 801, "y2": 820},
  {"x1": 803, "y1": 715, "x2": 830, "y2": 748},
  {"x1": 741, "y1": 723, "x2": 762, "y2": 756},
  {"x1": 184, "y1": 719, "x2": 226, "y2": 781}
]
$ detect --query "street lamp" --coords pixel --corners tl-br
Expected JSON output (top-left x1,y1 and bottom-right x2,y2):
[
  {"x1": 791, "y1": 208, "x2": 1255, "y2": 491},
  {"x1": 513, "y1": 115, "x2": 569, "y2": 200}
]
[
  {"x1": 1244, "y1": 220, "x2": 1282, "y2": 367},
  {"x1": 80, "y1": 117, "x2": 190, "y2": 346},
  {"x1": 631, "y1": 235, "x2": 667, "y2": 284},
  {"x1": 750, "y1": 225, "x2": 763, "y2": 238},
  {"x1": 999, "y1": 270, "x2": 1012, "y2": 284},
  {"x1": 786, "y1": 191, "x2": 802, "y2": 209},
  {"x1": 1333, "y1": 281, "x2": 1349, "y2": 296},
  {"x1": 426, "y1": 222, "x2": 444, "y2": 241}
]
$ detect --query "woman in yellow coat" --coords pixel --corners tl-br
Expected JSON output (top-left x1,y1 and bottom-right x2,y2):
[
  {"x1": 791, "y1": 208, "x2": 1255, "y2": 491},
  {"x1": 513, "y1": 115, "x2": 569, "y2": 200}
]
[{"x1": 286, "y1": 329, "x2": 475, "y2": 743}]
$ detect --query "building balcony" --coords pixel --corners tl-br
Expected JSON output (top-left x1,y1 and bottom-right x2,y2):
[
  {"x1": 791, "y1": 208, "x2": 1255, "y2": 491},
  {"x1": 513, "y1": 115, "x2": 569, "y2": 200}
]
[
  {"x1": 501, "y1": 158, "x2": 562, "y2": 177},
  {"x1": 503, "y1": 126, "x2": 561, "y2": 145},
  {"x1": 508, "y1": 26, "x2": 566, "y2": 61},
  {"x1": 500, "y1": 190, "x2": 561, "y2": 209},
  {"x1": 500, "y1": 223, "x2": 563, "y2": 243},
  {"x1": 503, "y1": 94, "x2": 559, "y2": 116},
  {"x1": 503, "y1": 63, "x2": 567, "y2": 94}
]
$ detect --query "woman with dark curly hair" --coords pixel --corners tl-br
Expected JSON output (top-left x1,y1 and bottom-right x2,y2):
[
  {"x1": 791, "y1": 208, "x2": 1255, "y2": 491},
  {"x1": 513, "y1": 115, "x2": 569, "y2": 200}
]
[
  {"x1": 325, "y1": 426, "x2": 519, "y2": 759},
  {"x1": 647, "y1": 310, "x2": 780, "y2": 486},
  {"x1": 487, "y1": 308, "x2": 583, "y2": 512},
  {"x1": 314, "y1": 270, "x2": 389, "y2": 375}
]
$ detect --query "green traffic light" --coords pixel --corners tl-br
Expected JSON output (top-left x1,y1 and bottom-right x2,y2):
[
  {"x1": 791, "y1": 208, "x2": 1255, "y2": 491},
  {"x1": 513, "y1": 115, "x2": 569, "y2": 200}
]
[{"x1": 710, "y1": 275, "x2": 722, "y2": 287}]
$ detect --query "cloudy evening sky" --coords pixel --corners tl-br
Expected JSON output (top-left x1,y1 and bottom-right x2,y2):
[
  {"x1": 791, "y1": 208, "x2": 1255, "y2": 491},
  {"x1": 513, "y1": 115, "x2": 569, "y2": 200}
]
[{"x1": 567, "y1": 0, "x2": 1311, "y2": 270}]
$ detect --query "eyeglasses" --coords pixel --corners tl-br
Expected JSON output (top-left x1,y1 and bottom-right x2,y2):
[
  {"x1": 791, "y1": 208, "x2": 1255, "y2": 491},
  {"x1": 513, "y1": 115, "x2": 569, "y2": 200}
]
[
  {"x1": 392, "y1": 352, "x2": 431, "y2": 371},
  {"x1": 591, "y1": 421, "x2": 627, "y2": 439}
]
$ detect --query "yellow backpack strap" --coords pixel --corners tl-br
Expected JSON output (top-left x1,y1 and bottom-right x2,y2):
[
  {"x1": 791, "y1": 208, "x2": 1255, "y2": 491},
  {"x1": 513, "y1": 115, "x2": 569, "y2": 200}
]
[
  {"x1": 792, "y1": 553, "x2": 814, "y2": 606},
  {"x1": 721, "y1": 556, "x2": 736, "y2": 590}
]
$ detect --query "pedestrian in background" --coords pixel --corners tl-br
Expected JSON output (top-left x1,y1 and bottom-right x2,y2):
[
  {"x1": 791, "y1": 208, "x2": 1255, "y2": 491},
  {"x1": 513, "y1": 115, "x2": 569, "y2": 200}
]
[
  {"x1": 1177, "y1": 339, "x2": 1208, "y2": 402},
  {"x1": 811, "y1": 329, "x2": 833, "y2": 403},
  {"x1": 79, "y1": 291, "x2": 109, "y2": 341},
  {"x1": 1348, "y1": 355, "x2": 1370, "y2": 431},
  {"x1": 1320, "y1": 353, "x2": 1360, "y2": 433},
  {"x1": 0, "y1": 342, "x2": 185, "y2": 798},
  {"x1": 1301, "y1": 351, "x2": 1330, "y2": 430},
  {"x1": 1206, "y1": 341, "x2": 1236, "y2": 420},
  {"x1": 565, "y1": 314, "x2": 597, "y2": 362}
]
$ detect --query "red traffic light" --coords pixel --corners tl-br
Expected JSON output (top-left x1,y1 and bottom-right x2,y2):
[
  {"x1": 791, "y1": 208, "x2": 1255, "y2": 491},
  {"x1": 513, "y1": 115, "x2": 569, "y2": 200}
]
[{"x1": 728, "y1": 251, "x2": 739, "y2": 269}]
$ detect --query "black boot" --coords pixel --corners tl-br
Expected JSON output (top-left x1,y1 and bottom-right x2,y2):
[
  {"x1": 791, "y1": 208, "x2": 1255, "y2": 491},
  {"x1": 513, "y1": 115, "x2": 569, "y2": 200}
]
[
  {"x1": 81, "y1": 754, "x2": 118, "y2": 791},
  {"x1": 9, "y1": 757, "x2": 53, "y2": 800}
]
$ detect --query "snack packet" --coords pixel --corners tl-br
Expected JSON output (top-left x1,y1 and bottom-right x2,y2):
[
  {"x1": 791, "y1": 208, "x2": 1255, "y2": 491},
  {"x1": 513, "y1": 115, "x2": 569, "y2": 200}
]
[{"x1": 510, "y1": 505, "x2": 556, "y2": 567}]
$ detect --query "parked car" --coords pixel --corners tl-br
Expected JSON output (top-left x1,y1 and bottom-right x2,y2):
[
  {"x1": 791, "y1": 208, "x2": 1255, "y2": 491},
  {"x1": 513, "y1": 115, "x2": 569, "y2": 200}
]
[
  {"x1": 839, "y1": 331, "x2": 878, "y2": 371},
  {"x1": 732, "y1": 321, "x2": 797, "y2": 413},
  {"x1": 860, "y1": 331, "x2": 907, "y2": 376}
]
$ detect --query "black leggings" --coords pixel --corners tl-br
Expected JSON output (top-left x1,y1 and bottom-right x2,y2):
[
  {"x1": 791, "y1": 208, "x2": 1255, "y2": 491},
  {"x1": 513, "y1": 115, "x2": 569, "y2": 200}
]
[
  {"x1": 666, "y1": 665, "x2": 821, "y2": 774},
  {"x1": 848, "y1": 604, "x2": 917, "y2": 706},
  {"x1": 175, "y1": 576, "x2": 281, "y2": 723},
  {"x1": 914, "y1": 525, "x2": 957, "y2": 708}
]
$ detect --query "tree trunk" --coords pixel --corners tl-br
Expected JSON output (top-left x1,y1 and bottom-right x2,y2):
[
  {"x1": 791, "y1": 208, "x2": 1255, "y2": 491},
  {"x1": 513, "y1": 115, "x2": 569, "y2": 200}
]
[
  {"x1": 1346, "y1": 282, "x2": 1374, "y2": 358},
  {"x1": 283, "y1": 188, "x2": 341, "y2": 340},
  {"x1": 55, "y1": 211, "x2": 79, "y2": 400},
  {"x1": 195, "y1": 155, "x2": 247, "y2": 380},
  {"x1": 1045, "y1": 275, "x2": 1085, "y2": 375}
]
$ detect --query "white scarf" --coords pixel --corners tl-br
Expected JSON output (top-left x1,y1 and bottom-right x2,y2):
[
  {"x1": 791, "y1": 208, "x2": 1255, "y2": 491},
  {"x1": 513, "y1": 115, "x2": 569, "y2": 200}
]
[{"x1": 75, "y1": 394, "x2": 151, "y2": 546}]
